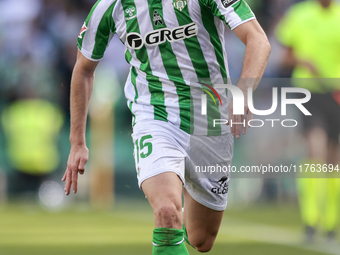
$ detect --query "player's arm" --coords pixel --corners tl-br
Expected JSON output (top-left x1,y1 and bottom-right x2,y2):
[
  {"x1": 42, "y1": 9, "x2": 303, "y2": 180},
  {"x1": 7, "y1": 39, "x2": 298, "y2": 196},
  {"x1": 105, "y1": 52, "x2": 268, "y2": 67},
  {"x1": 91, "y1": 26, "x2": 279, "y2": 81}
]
[
  {"x1": 62, "y1": 50, "x2": 99, "y2": 195},
  {"x1": 230, "y1": 19, "x2": 271, "y2": 138}
]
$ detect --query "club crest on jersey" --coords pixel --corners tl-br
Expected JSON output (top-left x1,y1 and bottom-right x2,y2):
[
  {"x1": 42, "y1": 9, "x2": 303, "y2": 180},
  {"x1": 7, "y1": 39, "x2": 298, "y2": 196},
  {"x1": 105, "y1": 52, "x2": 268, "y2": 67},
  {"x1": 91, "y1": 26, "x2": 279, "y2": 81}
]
[
  {"x1": 125, "y1": 7, "x2": 136, "y2": 20},
  {"x1": 221, "y1": 0, "x2": 239, "y2": 8},
  {"x1": 172, "y1": 0, "x2": 188, "y2": 11},
  {"x1": 78, "y1": 22, "x2": 88, "y2": 39},
  {"x1": 153, "y1": 11, "x2": 163, "y2": 26}
]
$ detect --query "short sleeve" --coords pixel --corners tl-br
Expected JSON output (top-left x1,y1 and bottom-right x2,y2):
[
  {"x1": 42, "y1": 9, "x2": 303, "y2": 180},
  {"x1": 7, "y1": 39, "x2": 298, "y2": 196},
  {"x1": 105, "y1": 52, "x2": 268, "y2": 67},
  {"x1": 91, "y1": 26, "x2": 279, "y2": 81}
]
[
  {"x1": 77, "y1": 0, "x2": 117, "y2": 61},
  {"x1": 200, "y1": 0, "x2": 256, "y2": 30}
]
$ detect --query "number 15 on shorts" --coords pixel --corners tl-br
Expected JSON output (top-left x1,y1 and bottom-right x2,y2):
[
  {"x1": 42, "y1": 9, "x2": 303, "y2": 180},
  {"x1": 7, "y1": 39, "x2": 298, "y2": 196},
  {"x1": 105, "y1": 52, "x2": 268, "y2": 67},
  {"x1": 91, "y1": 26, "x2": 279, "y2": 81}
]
[{"x1": 134, "y1": 135, "x2": 153, "y2": 164}]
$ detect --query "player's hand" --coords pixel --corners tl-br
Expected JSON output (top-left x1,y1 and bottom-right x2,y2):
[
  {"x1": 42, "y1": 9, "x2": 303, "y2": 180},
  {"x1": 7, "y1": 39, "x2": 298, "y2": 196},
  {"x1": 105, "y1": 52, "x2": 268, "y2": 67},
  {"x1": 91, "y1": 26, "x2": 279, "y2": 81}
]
[
  {"x1": 228, "y1": 84, "x2": 253, "y2": 139},
  {"x1": 62, "y1": 144, "x2": 89, "y2": 195}
]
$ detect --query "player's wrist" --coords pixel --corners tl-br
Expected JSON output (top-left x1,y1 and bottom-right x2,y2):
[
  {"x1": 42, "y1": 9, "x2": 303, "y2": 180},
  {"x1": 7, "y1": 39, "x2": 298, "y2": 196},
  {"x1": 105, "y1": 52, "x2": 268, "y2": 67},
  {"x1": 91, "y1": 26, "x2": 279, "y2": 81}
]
[
  {"x1": 236, "y1": 79, "x2": 257, "y2": 91},
  {"x1": 69, "y1": 135, "x2": 86, "y2": 146}
]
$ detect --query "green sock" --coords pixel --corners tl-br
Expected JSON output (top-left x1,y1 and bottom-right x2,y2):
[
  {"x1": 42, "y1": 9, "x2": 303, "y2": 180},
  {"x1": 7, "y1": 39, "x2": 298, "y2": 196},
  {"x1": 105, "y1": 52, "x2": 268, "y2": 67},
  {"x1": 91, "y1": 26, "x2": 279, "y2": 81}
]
[
  {"x1": 183, "y1": 223, "x2": 195, "y2": 249},
  {"x1": 152, "y1": 227, "x2": 189, "y2": 255}
]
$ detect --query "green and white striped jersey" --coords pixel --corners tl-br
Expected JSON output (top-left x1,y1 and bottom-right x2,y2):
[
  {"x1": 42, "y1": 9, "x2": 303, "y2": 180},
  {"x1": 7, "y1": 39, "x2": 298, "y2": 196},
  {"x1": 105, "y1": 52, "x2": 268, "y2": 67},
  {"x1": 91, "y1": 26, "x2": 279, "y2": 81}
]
[{"x1": 77, "y1": 0, "x2": 255, "y2": 135}]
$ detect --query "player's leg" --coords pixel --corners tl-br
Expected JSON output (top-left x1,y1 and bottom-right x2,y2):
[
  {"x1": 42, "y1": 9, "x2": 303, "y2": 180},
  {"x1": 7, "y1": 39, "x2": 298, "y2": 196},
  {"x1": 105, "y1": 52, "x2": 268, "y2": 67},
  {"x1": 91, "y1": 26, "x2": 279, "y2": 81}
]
[
  {"x1": 142, "y1": 172, "x2": 183, "y2": 229},
  {"x1": 322, "y1": 138, "x2": 340, "y2": 239},
  {"x1": 321, "y1": 94, "x2": 340, "y2": 240},
  {"x1": 297, "y1": 93, "x2": 329, "y2": 241},
  {"x1": 142, "y1": 172, "x2": 189, "y2": 255},
  {"x1": 183, "y1": 187, "x2": 223, "y2": 252},
  {"x1": 182, "y1": 133, "x2": 233, "y2": 252},
  {"x1": 132, "y1": 120, "x2": 190, "y2": 254},
  {"x1": 297, "y1": 127, "x2": 328, "y2": 241},
  {"x1": 322, "y1": 177, "x2": 340, "y2": 240}
]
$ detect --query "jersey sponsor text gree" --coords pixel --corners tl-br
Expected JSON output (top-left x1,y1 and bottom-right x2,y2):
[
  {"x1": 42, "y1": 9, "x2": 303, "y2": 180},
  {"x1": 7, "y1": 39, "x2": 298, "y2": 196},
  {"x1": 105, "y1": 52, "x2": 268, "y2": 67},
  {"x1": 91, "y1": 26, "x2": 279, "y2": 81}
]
[{"x1": 126, "y1": 22, "x2": 198, "y2": 49}]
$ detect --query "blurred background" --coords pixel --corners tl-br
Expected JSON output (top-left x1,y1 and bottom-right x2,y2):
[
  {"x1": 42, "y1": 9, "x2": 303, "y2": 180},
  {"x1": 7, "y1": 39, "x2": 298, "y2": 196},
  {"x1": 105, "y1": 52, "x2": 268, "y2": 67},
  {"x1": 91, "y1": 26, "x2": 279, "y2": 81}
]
[{"x1": 0, "y1": 0, "x2": 339, "y2": 254}]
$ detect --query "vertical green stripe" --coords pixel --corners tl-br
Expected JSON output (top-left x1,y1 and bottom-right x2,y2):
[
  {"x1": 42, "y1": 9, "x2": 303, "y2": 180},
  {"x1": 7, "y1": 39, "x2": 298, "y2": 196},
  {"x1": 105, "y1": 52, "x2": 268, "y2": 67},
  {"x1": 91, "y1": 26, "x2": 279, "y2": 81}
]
[
  {"x1": 200, "y1": 0, "x2": 230, "y2": 28},
  {"x1": 125, "y1": 49, "x2": 133, "y2": 63},
  {"x1": 174, "y1": 8, "x2": 209, "y2": 79},
  {"x1": 91, "y1": 3, "x2": 116, "y2": 59},
  {"x1": 131, "y1": 67, "x2": 139, "y2": 103},
  {"x1": 199, "y1": 1, "x2": 228, "y2": 113},
  {"x1": 147, "y1": 4, "x2": 193, "y2": 133},
  {"x1": 122, "y1": 0, "x2": 168, "y2": 122},
  {"x1": 125, "y1": 51, "x2": 139, "y2": 102},
  {"x1": 232, "y1": 0, "x2": 254, "y2": 21},
  {"x1": 174, "y1": 6, "x2": 221, "y2": 135},
  {"x1": 199, "y1": 2, "x2": 227, "y2": 79},
  {"x1": 77, "y1": 0, "x2": 102, "y2": 49}
]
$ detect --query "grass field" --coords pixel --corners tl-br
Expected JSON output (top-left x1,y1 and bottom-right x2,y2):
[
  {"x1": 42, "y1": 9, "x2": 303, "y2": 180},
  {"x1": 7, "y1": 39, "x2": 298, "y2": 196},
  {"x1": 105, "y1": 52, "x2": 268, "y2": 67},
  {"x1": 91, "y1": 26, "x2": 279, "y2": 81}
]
[{"x1": 0, "y1": 199, "x2": 339, "y2": 255}]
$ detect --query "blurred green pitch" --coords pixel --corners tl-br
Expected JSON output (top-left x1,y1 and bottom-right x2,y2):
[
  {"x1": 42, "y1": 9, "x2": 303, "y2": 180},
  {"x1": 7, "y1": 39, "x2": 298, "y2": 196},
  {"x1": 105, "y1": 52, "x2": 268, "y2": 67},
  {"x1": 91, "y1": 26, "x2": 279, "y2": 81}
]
[{"x1": 0, "y1": 201, "x2": 337, "y2": 255}]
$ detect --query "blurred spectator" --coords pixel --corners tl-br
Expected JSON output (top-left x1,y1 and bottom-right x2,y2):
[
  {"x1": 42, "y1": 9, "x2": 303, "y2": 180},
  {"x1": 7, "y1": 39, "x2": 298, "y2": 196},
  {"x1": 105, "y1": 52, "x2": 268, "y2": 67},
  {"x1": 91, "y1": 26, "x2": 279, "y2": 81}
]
[
  {"x1": 276, "y1": 0, "x2": 340, "y2": 242},
  {"x1": 1, "y1": 90, "x2": 63, "y2": 196}
]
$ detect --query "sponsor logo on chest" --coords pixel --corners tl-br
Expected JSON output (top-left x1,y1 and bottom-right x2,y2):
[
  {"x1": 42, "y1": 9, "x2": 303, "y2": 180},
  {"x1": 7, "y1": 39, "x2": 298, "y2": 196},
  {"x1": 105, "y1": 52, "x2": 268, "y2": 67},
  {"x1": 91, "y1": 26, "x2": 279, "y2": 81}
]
[{"x1": 126, "y1": 22, "x2": 198, "y2": 49}]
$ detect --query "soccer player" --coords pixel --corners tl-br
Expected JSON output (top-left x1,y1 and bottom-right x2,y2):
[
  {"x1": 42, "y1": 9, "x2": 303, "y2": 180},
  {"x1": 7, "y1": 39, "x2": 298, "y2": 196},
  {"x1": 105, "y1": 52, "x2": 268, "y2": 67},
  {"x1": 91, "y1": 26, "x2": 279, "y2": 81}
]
[
  {"x1": 62, "y1": 0, "x2": 270, "y2": 253},
  {"x1": 276, "y1": 0, "x2": 340, "y2": 242}
]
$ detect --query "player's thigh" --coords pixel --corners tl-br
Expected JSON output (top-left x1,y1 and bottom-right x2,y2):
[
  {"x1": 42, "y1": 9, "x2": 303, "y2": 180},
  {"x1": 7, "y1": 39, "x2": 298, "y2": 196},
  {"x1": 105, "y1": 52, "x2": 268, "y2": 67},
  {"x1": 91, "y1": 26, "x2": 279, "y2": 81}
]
[
  {"x1": 183, "y1": 187, "x2": 223, "y2": 251},
  {"x1": 132, "y1": 120, "x2": 187, "y2": 228},
  {"x1": 132, "y1": 120, "x2": 187, "y2": 189}
]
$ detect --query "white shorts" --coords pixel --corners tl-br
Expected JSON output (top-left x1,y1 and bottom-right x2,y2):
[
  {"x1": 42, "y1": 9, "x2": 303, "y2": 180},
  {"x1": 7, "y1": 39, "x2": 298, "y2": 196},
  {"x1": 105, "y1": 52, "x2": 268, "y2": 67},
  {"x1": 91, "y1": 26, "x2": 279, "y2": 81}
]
[{"x1": 132, "y1": 119, "x2": 234, "y2": 211}]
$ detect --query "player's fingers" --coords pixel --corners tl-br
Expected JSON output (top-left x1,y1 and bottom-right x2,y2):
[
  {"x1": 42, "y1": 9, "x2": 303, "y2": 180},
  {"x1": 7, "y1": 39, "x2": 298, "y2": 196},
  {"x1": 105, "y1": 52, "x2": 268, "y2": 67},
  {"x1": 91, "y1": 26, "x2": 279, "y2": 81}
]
[
  {"x1": 78, "y1": 157, "x2": 87, "y2": 175},
  {"x1": 241, "y1": 114, "x2": 247, "y2": 135},
  {"x1": 234, "y1": 115, "x2": 241, "y2": 139},
  {"x1": 248, "y1": 109, "x2": 253, "y2": 128},
  {"x1": 227, "y1": 100, "x2": 233, "y2": 127},
  {"x1": 61, "y1": 171, "x2": 67, "y2": 182},
  {"x1": 72, "y1": 169, "x2": 78, "y2": 194},
  {"x1": 230, "y1": 115, "x2": 235, "y2": 136},
  {"x1": 65, "y1": 169, "x2": 72, "y2": 195},
  {"x1": 228, "y1": 109, "x2": 235, "y2": 135}
]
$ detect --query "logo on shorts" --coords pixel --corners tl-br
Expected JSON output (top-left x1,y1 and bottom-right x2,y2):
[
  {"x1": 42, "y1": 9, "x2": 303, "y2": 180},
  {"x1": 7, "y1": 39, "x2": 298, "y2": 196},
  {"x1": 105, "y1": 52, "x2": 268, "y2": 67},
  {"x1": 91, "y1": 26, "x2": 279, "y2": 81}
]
[
  {"x1": 221, "y1": 0, "x2": 239, "y2": 8},
  {"x1": 172, "y1": 0, "x2": 188, "y2": 11},
  {"x1": 153, "y1": 11, "x2": 163, "y2": 26},
  {"x1": 125, "y1": 7, "x2": 136, "y2": 20},
  {"x1": 78, "y1": 22, "x2": 88, "y2": 39},
  {"x1": 210, "y1": 176, "x2": 229, "y2": 194}
]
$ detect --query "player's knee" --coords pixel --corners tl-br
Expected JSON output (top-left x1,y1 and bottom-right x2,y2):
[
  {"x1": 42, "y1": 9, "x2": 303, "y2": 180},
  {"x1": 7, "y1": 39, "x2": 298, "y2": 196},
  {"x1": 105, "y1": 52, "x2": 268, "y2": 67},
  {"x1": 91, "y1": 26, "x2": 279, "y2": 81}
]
[
  {"x1": 191, "y1": 233, "x2": 216, "y2": 252},
  {"x1": 194, "y1": 240, "x2": 214, "y2": 253},
  {"x1": 155, "y1": 204, "x2": 182, "y2": 228}
]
